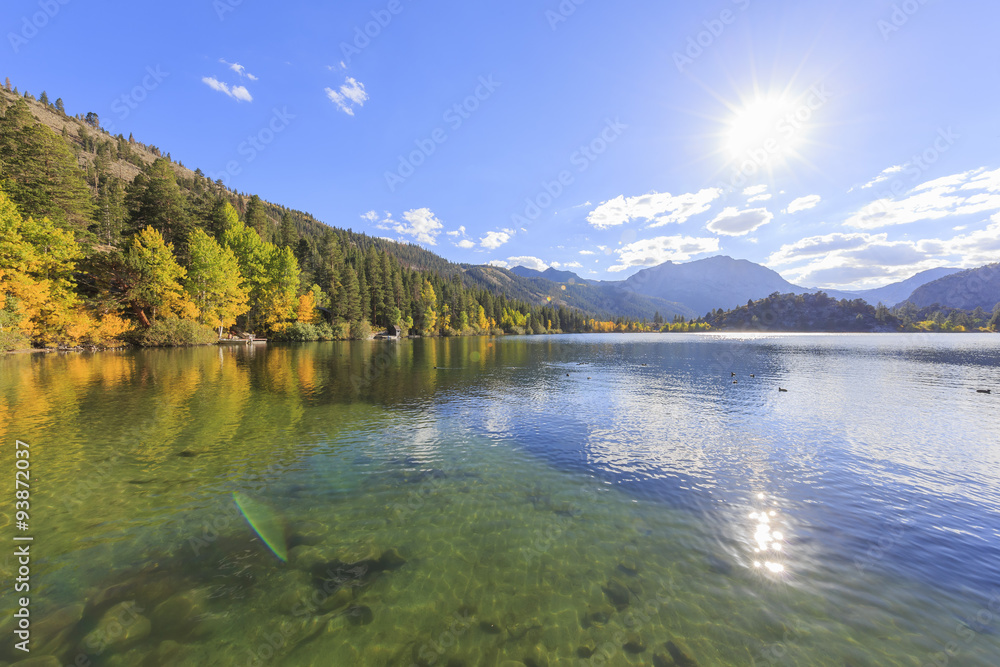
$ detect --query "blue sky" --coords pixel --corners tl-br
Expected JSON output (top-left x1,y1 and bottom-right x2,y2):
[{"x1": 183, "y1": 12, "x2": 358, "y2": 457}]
[{"x1": 4, "y1": 0, "x2": 999, "y2": 289}]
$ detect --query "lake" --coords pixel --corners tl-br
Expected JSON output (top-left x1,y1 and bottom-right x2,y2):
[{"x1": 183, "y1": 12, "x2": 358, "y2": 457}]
[{"x1": 1, "y1": 333, "x2": 999, "y2": 666}]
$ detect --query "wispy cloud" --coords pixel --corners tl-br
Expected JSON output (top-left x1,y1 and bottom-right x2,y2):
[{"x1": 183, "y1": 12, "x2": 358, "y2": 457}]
[
  {"x1": 326, "y1": 77, "x2": 368, "y2": 116},
  {"x1": 202, "y1": 76, "x2": 252, "y2": 102},
  {"x1": 480, "y1": 230, "x2": 513, "y2": 250},
  {"x1": 364, "y1": 208, "x2": 444, "y2": 245},
  {"x1": 587, "y1": 188, "x2": 721, "y2": 229},
  {"x1": 785, "y1": 194, "x2": 821, "y2": 214},
  {"x1": 608, "y1": 235, "x2": 719, "y2": 272},
  {"x1": 220, "y1": 59, "x2": 258, "y2": 81},
  {"x1": 861, "y1": 165, "x2": 904, "y2": 189},
  {"x1": 706, "y1": 207, "x2": 774, "y2": 236},
  {"x1": 846, "y1": 167, "x2": 1000, "y2": 229}
]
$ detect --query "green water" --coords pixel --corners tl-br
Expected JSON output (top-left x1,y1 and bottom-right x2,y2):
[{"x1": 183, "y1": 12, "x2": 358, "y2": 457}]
[{"x1": 1, "y1": 335, "x2": 999, "y2": 666}]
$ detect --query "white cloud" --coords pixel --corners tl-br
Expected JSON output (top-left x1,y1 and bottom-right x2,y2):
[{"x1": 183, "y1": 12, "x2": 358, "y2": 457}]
[
  {"x1": 770, "y1": 216, "x2": 1000, "y2": 289},
  {"x1": 579, "y1": 250, "x2": 596, "y2": 255},
  {"x1": 326, "y1": 77, "x2": 368, "y2": 116},
  {"x1": 748, "y1": 194, "x2": 772, "y2": 203},
  {"x1": 446, "y1": 226, "x2": 467, "y2": 237},
  {"x1": 220, "y1": 59, "x2": 258, "y2": 81},
  {"x1": 846, "y1": 167, "x2": 1000, "y2": 229},
  {"x1": 768, "y1": 233, "x2": 878, "y2": 265},
  {"x1": 562, "y1": 261, "x2": 583, "y2": 268},
  {"x1": 457, "y1": 239, "x2": 475, "y2": 249},
  {"x1": 587, "y1": 188, "x2": 721, "y2": 229},
  {"x1": 743, "y1": 184, "x2": 768, "y2": 196},
  {"x1": 487, "y1": 260, "x2": 510, "y2": 268},
  {"x1": 202, "y1": 77, "x2": 252, "y2": 102},
  {"x1": 368, "y1": 208, "x2": 443, "y2": 245},
  {"x1": 706, "y1": 207, "x2": 774, "y2": 236},
  {"x1": 785, "y1": 194, "x2": 822, "y2": 214},
  {"x1": 608, "y1": 235, "x2": 719, "y2": 272},
  {"x1": 861, "y1": 165, "x2": 904, "y2": 189},
  {"x1": 480, "y1": 230, "x2": 512, "y2": 250},
  {"x1": 506, "y1": 256, "x2": 549, "y2": 271}
]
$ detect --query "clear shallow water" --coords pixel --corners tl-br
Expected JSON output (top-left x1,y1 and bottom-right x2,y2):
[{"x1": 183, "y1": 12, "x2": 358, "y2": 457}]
[{"x1": 1, "y1": 333, "x2": 999, "y2": 666}]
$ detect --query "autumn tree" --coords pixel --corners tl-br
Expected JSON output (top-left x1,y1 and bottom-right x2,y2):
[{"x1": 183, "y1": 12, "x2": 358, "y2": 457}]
[
  {"x1": 417, "y1": 279, "x2": 438, "y2": 334},
  {"x1": 185, "y1": 229, "x2": 248, "y2": 330},
  {"x1": 124, "y1": 226, "x2": 195, "y2": 327},
  {"x1": 0, "y1": 186, "x2": 81, "y2": 347}
]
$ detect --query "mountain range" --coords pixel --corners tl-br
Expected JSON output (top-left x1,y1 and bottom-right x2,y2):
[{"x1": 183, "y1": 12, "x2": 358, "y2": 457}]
[{"x1": 505, "y1": 257, "x2": 986, "y2": 319}]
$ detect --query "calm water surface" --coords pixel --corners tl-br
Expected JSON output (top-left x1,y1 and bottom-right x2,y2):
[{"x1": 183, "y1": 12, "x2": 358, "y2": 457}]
[{"x1": 1, "y1": 333, "x2": 999, "y2": 666}]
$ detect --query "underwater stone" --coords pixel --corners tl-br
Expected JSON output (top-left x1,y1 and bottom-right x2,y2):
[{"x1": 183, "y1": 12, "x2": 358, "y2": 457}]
[
  {"x1": 618, "y1": 558, "x2": 639, "y2": 576},
  {"x1": 666, "y1": 639, "x2": 697, "y2": 666},
  {"x1": 377, "y1": 547, "x2": 406, "y2": 571},
  {"x1": 80, "y1": 601, "x2": 151, "y2": 655},
  {"x1": 602, "y1": 579, "x2": 631, "y2": 609},
  {"x1": 576, "y1": 641, "x2": 596, "y2": 658},
  {"x1": 319, "y1": 588, "x2": 354, "y2": 614},
  {"x1": 345, "y1": 605, "x2": 374, "y2": 626},
  {"x1": 289, "y1": 545, "x2": 330, "y2": 572},
  {"x1": 523, "y1": 643, "x2": 550, "y2": 667},
  {"x1": 150, "y1": 589, "x2": 209, "y2": 639},
  {"x1": 33, "y1": 603, "x2": 84, "y2": 652},
  {"x1": 623, "y1": 633, "x2": 646, "y2": 653}
]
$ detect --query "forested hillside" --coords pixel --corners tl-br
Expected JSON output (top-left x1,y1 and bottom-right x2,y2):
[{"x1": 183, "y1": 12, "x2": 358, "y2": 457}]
[{"x1": 0, "y1": 82, "x2": 638, "y2": 350}]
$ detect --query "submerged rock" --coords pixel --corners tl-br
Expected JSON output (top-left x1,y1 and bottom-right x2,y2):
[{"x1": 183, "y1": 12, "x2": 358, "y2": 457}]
[
  {"x1": 602, "y1": 579, "x2": 632, "y2": 609},
  {"x1": 79, "y1": 601, "x2": 151, "y2": 656},
  {"x1": 344, "y1": 605, "x2": 374, "y2": 626},
  {"x1": 618, "y1": 557, "x2": 640, "y2": 576},
  {"x1": 576, "y1": 641, "x2": 596, "y2": 658},
  {"x1": 666, "y1": 639, "x2": 697, "y2": 666},
  {"x1": 623, "y1": 633, "x2": 646, "y2": 653},
  {"x1": 479, "y1": 620, "x2": 503, "y2": 634},
  {"x1": 150, "y1": 589, "x2": 210, "y2": 639}
]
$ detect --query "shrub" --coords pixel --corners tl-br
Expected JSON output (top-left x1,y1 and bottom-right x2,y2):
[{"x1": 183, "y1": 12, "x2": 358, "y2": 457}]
[
  {"x1": 314, "y1": 322, "x2": 335, "y2": 340},
  {"x1": 126, "y1": 318, "x2": 218, "y2": 347},
  {"x1": 350, "y1": 320, "x2": 372, "y2": 340},
  {"x1": 272, "y1": 322, "x2": 319, "y2": 342}
]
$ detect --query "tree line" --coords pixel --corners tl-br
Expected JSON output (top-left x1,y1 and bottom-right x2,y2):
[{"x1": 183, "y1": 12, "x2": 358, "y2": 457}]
[{"x1": 1, "y1": 93, "x2": 639, "y2": 350}]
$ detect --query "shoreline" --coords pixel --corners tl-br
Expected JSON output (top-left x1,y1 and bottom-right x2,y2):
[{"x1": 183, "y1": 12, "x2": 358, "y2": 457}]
[{"x1": 4, "y1": 327, "x2": 994, "y2": 356}]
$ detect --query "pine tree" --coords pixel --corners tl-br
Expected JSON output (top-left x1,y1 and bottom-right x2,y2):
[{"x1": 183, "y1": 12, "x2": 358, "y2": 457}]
[
  {"x1": 39, "y1": 91, "x2": 49, "y2": 106},
  {"x1": 244, "y1": 195, "x2": 268, "y2": 241},
  {"x1": 125, "y1": 159, "x2": 192, "y2": 254},
  {"x1": 4, "y1": 78, "x2": 9, "y2": 92},
  {"x1": 357, "y1": 258, "x2": 370, "y2": 322},
  {"x1": 340, "y1": 264, "x2": 362, "y2": 322},
  {"x1": 279, "y1": 211, "x2": 298, "y2": 249},
  {"x1": 54, "y1": 98, "x2": 64, "y2": 114},
  {"x1": 0, "y1": 99, "x2": 95, "y2": 237},
  {"x1": 96, "y1": 177, "x2": 127, "y2": 245}
]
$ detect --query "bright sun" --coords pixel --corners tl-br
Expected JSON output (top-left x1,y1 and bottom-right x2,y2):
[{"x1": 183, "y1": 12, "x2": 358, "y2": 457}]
[{"x1": 724, "y1": 97, "x2": 801, "y2": 162}]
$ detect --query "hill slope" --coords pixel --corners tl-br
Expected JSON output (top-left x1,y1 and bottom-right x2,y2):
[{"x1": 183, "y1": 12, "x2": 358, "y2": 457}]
[{"x1": 902, "y1": 264, "x2": 1000, "y2": 311}]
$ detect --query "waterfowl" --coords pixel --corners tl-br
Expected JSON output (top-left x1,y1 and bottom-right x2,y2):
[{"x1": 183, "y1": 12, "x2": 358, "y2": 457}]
[
  {"x1": 778, "y1": 388, "x2": 788, "y2": 392},
  {"x1": 750, "y1": 374, "x2": 755, "y2": 378},
  {"x1": 977, "y1": 389, "x2": 992, "y2": 394},
  {"x1": 731, "y1": 372, "x2": 736, "y2": 377}
]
